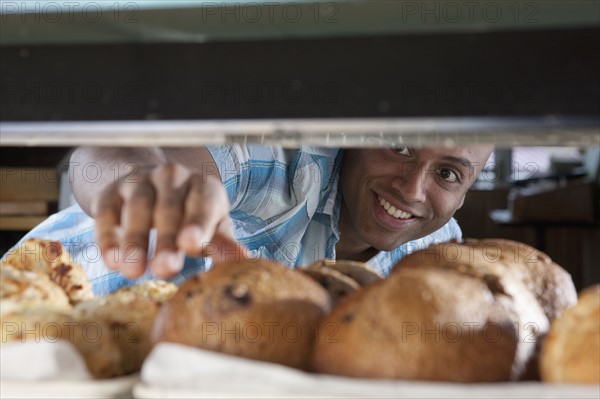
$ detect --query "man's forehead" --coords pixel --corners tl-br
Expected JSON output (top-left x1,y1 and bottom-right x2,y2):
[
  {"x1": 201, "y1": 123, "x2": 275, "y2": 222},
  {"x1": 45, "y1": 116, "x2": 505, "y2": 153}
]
[{"x1": 416, "y1": 145, "x2": 494, "y2": 163}]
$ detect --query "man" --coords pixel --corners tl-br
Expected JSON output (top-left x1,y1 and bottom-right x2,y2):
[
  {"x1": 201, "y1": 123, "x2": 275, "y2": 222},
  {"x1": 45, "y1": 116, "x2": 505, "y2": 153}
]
[{"x1": 13, "y1": 144, "x2": 493, "y2": 295}]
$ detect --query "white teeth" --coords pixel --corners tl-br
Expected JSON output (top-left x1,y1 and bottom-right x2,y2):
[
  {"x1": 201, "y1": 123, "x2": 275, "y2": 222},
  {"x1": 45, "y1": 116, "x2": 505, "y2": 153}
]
[{"x1": 378, "y1": 196, "x2": 413, "y2": 219}]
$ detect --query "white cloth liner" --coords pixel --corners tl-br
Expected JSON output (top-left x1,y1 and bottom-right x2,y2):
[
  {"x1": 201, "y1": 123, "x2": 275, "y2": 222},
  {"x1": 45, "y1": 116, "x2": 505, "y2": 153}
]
[
  {"x1": 0, "y1": 341, "x2": 91, "y2": 381},
  {"x1": 0, "y1": 341, "x2": 137, "y2": 398},
  {"x1": 137, "y1": 342, "x2": 600, "y2": 398},
  {"x1": 1, "y1": 341, "x2": 598, "y2": 398}
]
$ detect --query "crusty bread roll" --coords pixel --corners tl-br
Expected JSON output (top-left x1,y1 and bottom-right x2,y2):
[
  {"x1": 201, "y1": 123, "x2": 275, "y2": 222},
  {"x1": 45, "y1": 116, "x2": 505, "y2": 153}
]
[
  {"x1": 459, "y1": 239, "x2": 577, "y2": 320},
  {"x1": 1, "y1": 308, "x2": 122, "y2": 378},
  {"x1": 312, "y1": 239, "x2": 576, "y2": 382},
  {"x1": 301, "y1": 267, "x2": 360, "y2": 305},
  {"x1": 122, "y1": 280, "x2": 179, "y2": 301},
  {"x1": 2, "y1": 239, "x2": 180, "y2": 378},
  {"x1": 313, "y1": 266, "x2": 524, "y2": 382},
  {"x1": 1, "y1": 241, "x2": 117, "y2": 378},
  {"x1": 3, "y1": 239, "x2": 94, "y2": 304},
  {"x1": 74, "y1": 280, "x2": 178, "y2": 375},
  {"x1": 541, "y1": 285, "x2": 600, "y2": 384},
  {"x1": 153, "y1": 259, "x2": 331, "y2": 370},
  {"x1": 302, "y1": 259, "x2": 383, "y2": 305},
  {"x1": 0, "y1": 266, "x2": 71, "y2": 315},
  {"x1": 308, "y1": 259, "x2": 384, "y2": 286}
]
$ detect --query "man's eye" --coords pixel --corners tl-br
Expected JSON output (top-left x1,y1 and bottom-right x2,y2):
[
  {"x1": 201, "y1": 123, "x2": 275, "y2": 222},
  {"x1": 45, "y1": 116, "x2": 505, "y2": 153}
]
[
  {"x1": 392, "y1": 145, "x2": 411, "y2": 156},
  {"x1": 438, "y1": 168, "x2": 460, "y2": 183}
]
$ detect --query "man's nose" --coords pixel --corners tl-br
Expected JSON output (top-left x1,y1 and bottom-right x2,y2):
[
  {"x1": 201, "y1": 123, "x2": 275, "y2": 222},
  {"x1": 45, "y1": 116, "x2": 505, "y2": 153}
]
[{"x1": 392, "y1": 164, "x2": 427, "y2": 203}]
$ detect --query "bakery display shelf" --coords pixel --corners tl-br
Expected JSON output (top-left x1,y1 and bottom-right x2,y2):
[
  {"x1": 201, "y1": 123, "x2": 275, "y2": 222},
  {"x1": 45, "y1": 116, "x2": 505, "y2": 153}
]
[
  {"x1": 2, "y1": 3, "x2": 598, "y2": 133},
  {"x1": 1, "y1": 2, "x2": 597, "y2": 396}
]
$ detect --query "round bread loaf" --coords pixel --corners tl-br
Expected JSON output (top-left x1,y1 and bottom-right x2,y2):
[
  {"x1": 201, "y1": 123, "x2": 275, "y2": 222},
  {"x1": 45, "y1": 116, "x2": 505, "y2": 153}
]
[
  {"x1": 74, "y1": 280, "x2": 178, "y2": 375},
  {"x1": 1, "y1": 308, "x2": 122, "y2": 378},
  {"x1": 459, "y1": 239, "x2": 577, "y2": 320},
  {"x1": 3, "y1": 239, "x2": 94, "y2": 304},
  {"x1": 313, "y1": 266, "x2": 527, "y2": 382},
  {"x1": 152, "y1": 259, "x2": 331, "y2": 370},
  {"x1": 312, "y1": 239, "x2": 571, "y2": 382},
  {"x1": 540, "y1": 285, "x2": 600, "y2": 384},
  {"x1": 395, "y1": 240, "x2": 567, "y2": 379}
]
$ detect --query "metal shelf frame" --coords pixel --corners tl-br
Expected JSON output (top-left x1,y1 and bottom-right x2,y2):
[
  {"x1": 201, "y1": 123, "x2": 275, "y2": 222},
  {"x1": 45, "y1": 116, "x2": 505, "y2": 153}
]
[{"x1": 1, "y1": 117, "x2": 599, "y2": 148}]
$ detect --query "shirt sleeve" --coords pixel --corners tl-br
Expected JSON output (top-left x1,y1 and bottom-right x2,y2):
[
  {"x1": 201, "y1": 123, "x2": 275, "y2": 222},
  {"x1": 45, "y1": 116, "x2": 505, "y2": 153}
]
[
  {"x1": 367, "y1": 217, "x2": 463, "y2": 276},
  {"x1": 205, "y1": 145, "x2": 245, "y2": 209},
  {"x1": 205, "y1": 144, "x2": 294, "y2": 214}
]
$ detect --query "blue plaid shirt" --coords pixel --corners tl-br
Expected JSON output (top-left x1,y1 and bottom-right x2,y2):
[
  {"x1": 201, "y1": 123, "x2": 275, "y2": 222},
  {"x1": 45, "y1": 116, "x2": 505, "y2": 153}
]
[{"x1": 6, "y1": 145, "x2": 461, "y2": 295}]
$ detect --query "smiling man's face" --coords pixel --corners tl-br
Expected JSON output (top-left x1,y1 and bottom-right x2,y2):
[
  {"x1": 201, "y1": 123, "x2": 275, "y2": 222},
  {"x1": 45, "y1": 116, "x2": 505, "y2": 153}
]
[{"x1": 339, "y1": 145, "x2": 493, "y2": 252}]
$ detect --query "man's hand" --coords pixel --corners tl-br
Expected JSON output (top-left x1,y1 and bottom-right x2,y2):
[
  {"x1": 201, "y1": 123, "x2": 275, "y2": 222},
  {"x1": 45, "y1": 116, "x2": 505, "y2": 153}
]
[{"x1": 90, "y1": 163, "x2": 248, "y2": 279}]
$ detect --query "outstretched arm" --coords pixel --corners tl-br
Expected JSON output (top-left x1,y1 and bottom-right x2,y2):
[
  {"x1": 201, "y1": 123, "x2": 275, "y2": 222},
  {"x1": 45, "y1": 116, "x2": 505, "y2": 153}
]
[{"x1": 70, "y1": 146, "x2": 248, "y2": 279}]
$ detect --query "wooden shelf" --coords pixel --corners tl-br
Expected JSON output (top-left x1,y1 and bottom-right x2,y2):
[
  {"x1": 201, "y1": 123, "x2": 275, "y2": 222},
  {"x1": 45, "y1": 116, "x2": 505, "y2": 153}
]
[{"x1": 0, "y1": 215, "x2": 46, "y2": 231}]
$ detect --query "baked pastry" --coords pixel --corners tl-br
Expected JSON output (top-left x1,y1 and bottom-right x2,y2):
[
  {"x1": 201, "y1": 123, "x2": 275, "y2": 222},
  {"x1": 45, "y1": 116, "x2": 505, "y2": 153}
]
[
  {"x1": 303, "y1": 259, "x2": 383, "y2": 304},
  {"x1": 0, "y1": 265, "x2": 71, "y2": 315},
  {"x1": 3, "y1": 239, "x2": 94, "y2": 304},
  {"x1": 396, "y1": 239, "x2": 577, "y2": 376},
  {"x1": 312, "y1": 239, "x2": 576, "y2": 382},
  {"x1": 1, "y1": 240, "x2": 181, "y2": 378},
  {"x1": 123, "y1": 279, "x2": 179, "y2": 301},
  {"x1": 301, "y1": 267, "x2": 360, "y2": 305},
  {"x1": 540, "y1": 285, "x2": 600, "y2": 384},
  {"x1": 458, "y1": 239, "x2": 577, "y2": 320},
  {"x1": 153, "y1": 259, "x2": 331, "y2": 370},
  {"x1": 307, "y1": 259, "x2": 384, "y2": 286},
  {"x1": 74, "y1": 280, "x2": 178, "y2": 374},
  {"x1": 1, "y1": 307, "x2": 122, "y2": 378},
  {"x1": 313, "y1": 266, "x2": 525, "y2": 381}
]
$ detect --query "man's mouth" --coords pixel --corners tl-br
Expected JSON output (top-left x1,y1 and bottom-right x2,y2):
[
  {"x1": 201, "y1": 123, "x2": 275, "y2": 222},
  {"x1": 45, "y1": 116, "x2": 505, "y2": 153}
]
[{"x1": 377, "y1": 195, "x2": 415, "y2": 220}]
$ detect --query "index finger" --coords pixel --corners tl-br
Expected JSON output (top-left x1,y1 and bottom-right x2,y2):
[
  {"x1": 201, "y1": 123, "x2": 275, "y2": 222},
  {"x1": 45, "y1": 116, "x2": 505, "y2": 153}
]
[{"x1": 176, "y1": 174, "x2": 230, "y2": 257}]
